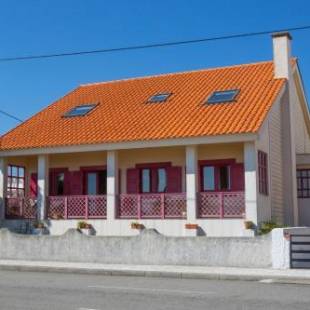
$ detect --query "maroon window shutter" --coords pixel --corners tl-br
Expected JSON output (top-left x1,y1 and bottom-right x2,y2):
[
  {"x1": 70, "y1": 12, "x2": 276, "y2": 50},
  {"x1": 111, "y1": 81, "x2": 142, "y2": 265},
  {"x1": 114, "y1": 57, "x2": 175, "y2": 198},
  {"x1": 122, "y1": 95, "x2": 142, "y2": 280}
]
[
  {"x1": 126, "y1": 168, "x2": 140, "y2": 193},
  {"x1": 166, "y1": 166, "x2": 182, "y2": 193},
  {"x1": 69, "y1": 171, "x2": 83, "y2": 195},
  {"x1": 30, "y1": 173, "x2": 38, "y2": 198},
  {"x1": 230, "y1": 163, "x2": 244, "y2": 191}
]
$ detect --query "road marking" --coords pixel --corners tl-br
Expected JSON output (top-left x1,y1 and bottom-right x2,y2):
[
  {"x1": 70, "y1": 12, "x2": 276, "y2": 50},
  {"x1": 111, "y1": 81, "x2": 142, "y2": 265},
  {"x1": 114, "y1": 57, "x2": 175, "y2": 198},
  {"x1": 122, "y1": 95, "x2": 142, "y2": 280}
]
[
  {"x1": 78, "y1": 308, "x2": 100, "y2": 310},
  {"x1": 88, "y1": 285, "x2": 215, "y2": 296}
]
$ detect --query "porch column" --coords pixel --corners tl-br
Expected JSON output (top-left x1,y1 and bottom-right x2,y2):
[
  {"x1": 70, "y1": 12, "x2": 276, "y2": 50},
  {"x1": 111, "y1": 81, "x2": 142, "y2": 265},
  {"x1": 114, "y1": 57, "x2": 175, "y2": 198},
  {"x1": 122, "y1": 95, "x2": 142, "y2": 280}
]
[
  {"x1": 37, "y1": 155, "x2": 49, "y2": 220},
  {"x1": 0, "y1": 158, "x2": 8, "y2": 220},
  {"x1": 107, "y1": 150, "x2": 118, "y2": 220},
  {"x1": 244, "y1": 142, "x2": 258, "y2": 225},
  {"x1": 186, "y1": 145, "x2": 198, "y2": 222}
]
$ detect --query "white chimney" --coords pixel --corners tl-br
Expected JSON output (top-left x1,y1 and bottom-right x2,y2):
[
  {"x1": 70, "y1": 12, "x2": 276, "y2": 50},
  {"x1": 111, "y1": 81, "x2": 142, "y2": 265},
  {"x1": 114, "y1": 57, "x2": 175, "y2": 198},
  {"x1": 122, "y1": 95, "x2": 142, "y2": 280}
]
[{"x1": 272, "y1": 32, "x2": 292, "y2": 79}]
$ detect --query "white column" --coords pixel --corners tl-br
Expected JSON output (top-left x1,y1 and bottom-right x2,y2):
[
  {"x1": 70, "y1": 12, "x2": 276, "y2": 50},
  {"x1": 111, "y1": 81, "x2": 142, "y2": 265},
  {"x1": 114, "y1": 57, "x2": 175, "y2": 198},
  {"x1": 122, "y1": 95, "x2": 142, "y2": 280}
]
[
  {"x1": 107, "y1": 150, "x2": 118, "y2": 220},
  {"x1": 186, "y1": 146, "x2": 198, "y2": 222},
  {"x1": 244, "y1": 142, "x2": 258, "y2": 225},
  {"x1": 0, "y1": 158, "x2": 8, "y2": 220},
  {"x1": 37, "y1": 155, "x2": 49, "y2": 220}
]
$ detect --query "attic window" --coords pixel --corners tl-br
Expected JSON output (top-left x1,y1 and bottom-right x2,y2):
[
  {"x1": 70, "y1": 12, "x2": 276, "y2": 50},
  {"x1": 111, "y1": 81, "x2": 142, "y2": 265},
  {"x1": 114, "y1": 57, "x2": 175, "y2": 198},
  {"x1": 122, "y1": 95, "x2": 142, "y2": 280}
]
[
  {"x1": 206, "y1": 89, "x2": 239, "y2": 104},
  {"x1": 148, "y1": 93, "x2": 171, "y2": 103},
  {"x1": 64, "y1": 104, "x2": 97, "y2": 117}
]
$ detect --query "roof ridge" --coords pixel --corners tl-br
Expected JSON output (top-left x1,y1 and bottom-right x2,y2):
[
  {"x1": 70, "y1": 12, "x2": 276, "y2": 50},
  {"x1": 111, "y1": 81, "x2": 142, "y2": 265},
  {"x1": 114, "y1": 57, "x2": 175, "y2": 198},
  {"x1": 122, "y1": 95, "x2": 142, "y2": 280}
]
[{"x1": 80, "y1": 59, "x2": 275, "y2": 87}]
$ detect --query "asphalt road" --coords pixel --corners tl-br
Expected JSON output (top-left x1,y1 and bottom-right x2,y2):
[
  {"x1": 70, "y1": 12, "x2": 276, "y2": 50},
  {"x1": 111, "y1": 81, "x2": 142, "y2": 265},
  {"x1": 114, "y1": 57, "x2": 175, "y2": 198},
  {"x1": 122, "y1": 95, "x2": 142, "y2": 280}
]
[{"x1": 0, "y1": 270, "x2": 310, "y2": 310}]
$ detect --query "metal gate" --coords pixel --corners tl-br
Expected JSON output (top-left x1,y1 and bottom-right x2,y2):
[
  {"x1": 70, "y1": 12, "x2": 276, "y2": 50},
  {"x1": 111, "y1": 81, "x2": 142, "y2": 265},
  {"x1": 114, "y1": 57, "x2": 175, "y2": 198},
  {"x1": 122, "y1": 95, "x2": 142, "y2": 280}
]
[{"x1": 290, "y1": 234, "x2": 310, "y2": 269}]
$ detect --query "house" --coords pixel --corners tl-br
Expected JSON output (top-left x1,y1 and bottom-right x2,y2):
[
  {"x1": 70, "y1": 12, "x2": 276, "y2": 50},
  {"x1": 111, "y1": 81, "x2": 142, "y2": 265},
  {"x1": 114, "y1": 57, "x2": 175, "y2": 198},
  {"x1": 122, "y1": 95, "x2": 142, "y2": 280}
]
[{"x1": 0, "y1": 32, "x2": 309, "y2": 237}]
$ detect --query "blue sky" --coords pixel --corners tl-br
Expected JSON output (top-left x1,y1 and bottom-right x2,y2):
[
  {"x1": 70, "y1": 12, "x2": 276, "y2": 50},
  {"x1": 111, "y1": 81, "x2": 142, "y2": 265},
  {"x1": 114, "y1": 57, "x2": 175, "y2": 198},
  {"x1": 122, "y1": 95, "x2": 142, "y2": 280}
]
[{"x1": 1, "y1": 0, "x2": 310, "y2": 134}]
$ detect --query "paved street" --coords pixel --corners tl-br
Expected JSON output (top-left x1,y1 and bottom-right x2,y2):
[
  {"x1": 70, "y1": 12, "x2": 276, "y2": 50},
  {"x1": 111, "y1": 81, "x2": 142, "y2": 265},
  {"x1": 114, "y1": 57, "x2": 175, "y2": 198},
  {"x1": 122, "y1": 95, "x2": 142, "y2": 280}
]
[{"x1": 0, "y1": 270, "x2": 310, "y2": 310}]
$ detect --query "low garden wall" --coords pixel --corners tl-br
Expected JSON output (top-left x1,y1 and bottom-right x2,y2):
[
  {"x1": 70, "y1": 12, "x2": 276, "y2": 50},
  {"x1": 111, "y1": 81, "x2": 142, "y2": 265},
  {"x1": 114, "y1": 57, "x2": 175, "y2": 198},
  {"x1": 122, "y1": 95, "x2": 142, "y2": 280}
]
[{"x1": 0, "y1": 228, "x2": 271, "y2": 268}]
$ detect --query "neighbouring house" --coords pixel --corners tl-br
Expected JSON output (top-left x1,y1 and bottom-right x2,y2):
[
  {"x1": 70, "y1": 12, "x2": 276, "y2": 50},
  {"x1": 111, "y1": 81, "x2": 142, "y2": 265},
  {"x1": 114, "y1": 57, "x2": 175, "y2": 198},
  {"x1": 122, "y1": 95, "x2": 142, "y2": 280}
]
[{"x1": 0, "y1": 32, "x2": 309, "y2": 237}]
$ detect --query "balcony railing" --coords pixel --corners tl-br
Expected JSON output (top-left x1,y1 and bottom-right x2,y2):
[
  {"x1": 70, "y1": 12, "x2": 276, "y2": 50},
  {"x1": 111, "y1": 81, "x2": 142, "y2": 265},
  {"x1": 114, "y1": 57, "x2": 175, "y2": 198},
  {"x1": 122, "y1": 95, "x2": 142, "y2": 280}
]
[
  {"x1": 197, "y1": 191, "x2": 245, "y2": 218},
  {"x1": 5, "y1": 197, "x2": 37, "y2": 219},
  {"x1": 117, "y1": 193, "x2": 187, "y2": 219},
  {"x1": 47, "y1": 195, "x2": 107, "y2": 220}
]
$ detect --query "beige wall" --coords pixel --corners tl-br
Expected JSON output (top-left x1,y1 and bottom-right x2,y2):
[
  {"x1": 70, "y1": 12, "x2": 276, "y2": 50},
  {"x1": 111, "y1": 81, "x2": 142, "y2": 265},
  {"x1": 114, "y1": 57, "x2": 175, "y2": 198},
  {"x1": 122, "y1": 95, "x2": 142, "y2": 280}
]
[{"x1": 5, "y1": 144, "x2": 244, "y2": 195}]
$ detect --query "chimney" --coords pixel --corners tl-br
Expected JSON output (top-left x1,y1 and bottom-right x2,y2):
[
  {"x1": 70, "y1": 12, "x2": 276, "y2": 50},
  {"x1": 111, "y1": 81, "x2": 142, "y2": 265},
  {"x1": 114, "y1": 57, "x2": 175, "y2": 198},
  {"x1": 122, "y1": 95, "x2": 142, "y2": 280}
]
[{"x1": 272, "y1": 32, "x2": 292, "y2": 79}]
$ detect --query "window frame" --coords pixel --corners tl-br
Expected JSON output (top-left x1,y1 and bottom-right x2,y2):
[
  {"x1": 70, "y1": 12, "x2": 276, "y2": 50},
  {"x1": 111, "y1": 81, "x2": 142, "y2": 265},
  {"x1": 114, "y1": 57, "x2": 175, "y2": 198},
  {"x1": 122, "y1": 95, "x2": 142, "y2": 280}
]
[
  {"x1": 297, "y1": 169, "x2": 310, "y2": 198},
  {"x1": 81, "y1": 166, "x2": 107, "y2": 195},
  {"x1": 147, "y1": 93, "x2": 172, "y2": 103},
  {"x1": 7, "y1": 165, "x2": 26, "y2": 198},
  {"x1": 258, "y1": 150, "x2": 269, "y2": 196},
  {"x1": 199, "y1": 159, "x2": 235, "y2": 192},
  {"x1": 136, "y1": 162, "x2": 170, "y2": 194},
  {"x1": 63, "y1": 103, "x2": 98, "y2": 118},
  {"x1": 206, "y1": 89, "x2": 239, "y2": 104}
]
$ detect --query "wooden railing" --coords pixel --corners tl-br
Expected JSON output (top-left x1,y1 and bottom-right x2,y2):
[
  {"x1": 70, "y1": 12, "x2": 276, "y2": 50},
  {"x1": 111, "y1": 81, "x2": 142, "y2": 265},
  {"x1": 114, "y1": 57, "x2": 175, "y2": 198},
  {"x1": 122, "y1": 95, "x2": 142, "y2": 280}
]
[
  {"x1": 117, "y1": 193, "x2": 186, "y2": 219},
  {"x1": 197, "y1": 191, "x2": 245, "y2": 218},
  {"x1": 47, "y1": 195, "x2": 107, "y2": 219},
  {"x1": 5, "y1": 197, "x2": 37, "y2": 219}
]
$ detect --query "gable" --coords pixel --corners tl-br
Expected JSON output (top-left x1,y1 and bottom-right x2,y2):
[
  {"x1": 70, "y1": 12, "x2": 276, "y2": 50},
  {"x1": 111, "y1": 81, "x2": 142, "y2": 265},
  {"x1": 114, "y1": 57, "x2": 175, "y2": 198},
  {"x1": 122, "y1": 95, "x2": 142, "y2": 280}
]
[{"x1": 293, "y1": 66, "x2": 310, "y2": 154}]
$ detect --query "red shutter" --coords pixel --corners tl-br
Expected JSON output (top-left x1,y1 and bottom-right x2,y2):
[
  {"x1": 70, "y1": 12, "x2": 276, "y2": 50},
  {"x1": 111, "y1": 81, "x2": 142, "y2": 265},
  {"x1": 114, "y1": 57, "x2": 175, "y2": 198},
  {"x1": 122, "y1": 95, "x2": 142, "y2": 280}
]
[
  {"x1": 30, "y1": 173, "x2": 38, "y2": 198},
  {"x1": 166, "y1": 166, "x2": 182, "y2": 193},
  {"x1": 69, "y1": 171, "x2": 83, "y2": 195},
  {"x1": 231, "y1": 163, "x2": 244, "y2": 191},
  {"x1": 126, "y1": 168, "x2": 140, "y2": 193}
]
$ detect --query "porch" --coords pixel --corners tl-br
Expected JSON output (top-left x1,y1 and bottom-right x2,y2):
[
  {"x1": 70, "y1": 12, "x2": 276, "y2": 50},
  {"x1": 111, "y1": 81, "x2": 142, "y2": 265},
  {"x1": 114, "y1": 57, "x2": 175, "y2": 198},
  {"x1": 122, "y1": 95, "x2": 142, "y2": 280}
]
[{"x1": 0, "y1": 142, "x2": 256, "y2": 236}]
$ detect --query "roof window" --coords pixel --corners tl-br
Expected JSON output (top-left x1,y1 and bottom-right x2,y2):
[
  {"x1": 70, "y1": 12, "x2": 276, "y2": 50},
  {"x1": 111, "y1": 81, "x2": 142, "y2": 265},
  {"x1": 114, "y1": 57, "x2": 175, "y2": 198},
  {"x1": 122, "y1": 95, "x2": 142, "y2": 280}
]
[
  {"x1": 64, "y1": 104, "x2": 97, "y2": 117},
  {"x1": 148, "y1": 93, "x2": 171, "y2": 103},
  {"x1": 206, "y1": 89, "x2": 239, "y2": 104}
]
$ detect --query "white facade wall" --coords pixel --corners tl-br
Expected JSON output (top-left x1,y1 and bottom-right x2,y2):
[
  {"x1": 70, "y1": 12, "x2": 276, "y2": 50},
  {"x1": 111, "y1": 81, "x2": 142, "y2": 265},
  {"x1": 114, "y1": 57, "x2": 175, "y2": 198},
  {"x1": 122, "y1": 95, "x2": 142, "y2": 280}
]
[
  {"x1": 268, "y1": 96, "x2": 285, "y2": 224},
  {"x1": 255, "y1": 119, "x2": 272, "y2": 223}
]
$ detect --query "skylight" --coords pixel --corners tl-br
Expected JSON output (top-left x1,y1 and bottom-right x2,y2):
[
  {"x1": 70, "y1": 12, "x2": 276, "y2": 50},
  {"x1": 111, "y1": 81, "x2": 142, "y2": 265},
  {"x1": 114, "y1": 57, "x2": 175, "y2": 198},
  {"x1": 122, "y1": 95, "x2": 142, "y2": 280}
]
[
  {"x1": 148, "y1": 93, "x2": 171, "y2": 103},
  {"x1": 206, "y1": 89, "x2": 239, "y2": 104},
  {"x1": 64, "y1": 104, "x2": 97, "y2": 117}
]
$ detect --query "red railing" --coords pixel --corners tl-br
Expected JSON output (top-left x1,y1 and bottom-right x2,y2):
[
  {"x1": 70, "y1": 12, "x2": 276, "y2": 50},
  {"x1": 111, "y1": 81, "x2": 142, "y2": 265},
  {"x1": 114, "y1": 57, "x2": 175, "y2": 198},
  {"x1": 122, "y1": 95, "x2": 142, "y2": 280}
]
[
  {"x1": 5, "y1": 197, "x2": 37, "y2": 219},
  {"x1": 117, "y1": 193, "x2": 186, "y2": 219},
  {"x1": 47, "y1": 195, "x2": 107, "y2": 219},
  {"x1": 197, "y1": 191, "x2": 245, "y2": 218}
]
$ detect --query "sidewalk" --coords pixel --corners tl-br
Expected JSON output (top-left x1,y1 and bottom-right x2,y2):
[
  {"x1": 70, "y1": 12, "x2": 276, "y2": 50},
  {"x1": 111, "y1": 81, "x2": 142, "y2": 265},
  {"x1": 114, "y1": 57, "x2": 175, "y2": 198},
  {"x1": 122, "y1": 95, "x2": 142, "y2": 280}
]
[{"x1": 0, "y1": 260, "x2": 310, "y2": 282}]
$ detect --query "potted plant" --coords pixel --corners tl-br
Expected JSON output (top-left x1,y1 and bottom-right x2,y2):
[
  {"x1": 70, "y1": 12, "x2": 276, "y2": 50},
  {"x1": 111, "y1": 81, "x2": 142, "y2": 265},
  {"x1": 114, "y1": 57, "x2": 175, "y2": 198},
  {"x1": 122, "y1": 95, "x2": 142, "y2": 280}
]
[
  {"x1": 32, "y1": 220, "x2": 48, "y2": 235},
  {"x1": 185, "y1": 223, "x2": 199, "y2": 230},
  {"x1": 130, "y1": 222, "x2": 144, "y2": 230},
  {"x1": 77, "y1": 221, "x2": 94, "y2": 235},
  {"x1": 244, "y1": 220, "x2": 255, "y2": 230}
]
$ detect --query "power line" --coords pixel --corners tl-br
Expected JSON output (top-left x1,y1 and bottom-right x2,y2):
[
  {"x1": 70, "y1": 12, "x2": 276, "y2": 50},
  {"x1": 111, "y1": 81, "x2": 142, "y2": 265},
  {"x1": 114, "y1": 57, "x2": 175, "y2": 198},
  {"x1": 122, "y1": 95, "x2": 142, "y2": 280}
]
[
  {"x1": 0, "y1": 110, "x2": 23, "y2": 122},
  {"x1": 0, "y1": 24, "x2": 310, "y2": 63}
]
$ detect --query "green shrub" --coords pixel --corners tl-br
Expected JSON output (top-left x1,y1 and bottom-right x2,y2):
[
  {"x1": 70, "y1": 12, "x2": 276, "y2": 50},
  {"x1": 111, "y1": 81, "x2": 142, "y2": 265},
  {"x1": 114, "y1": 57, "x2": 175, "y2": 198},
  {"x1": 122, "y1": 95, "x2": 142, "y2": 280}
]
[{"x1": 258, "y1": 221, "x2": 286, "y2": 235}]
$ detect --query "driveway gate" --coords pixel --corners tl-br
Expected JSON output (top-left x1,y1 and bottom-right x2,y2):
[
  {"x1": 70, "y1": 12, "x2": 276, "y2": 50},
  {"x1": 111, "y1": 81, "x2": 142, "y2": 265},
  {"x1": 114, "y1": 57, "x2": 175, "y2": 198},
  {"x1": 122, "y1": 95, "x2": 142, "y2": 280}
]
[{"x1": 290, "y1": 234, "x2": 310, "y2": 268}]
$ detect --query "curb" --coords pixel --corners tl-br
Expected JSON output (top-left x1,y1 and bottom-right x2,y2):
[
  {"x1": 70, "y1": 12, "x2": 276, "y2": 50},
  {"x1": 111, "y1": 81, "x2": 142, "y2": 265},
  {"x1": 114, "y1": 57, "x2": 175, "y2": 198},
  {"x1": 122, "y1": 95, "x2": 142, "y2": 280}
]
[{"x1": 0, "y1": 263, "x2": 309, "y2": 283}]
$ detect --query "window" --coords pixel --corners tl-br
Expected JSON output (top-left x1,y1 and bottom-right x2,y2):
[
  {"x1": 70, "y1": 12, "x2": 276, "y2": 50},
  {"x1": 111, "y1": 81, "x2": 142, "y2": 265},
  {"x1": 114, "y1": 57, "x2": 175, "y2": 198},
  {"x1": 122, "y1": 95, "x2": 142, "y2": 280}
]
[
  {"x1": 55, "y1": 172, "x2": 65, "y2": 195},
  {"x1": 64, "y1": 104, "x2": 97, "y2": 117},
  {"x1": 258, "y1": 151, "x2": 268, "y2": 195},
  {"x1": 201, "y1": 164, "x2": 230, "y2": 191},
  {"x1": 297, "y1": 169, "x2": 310, "y2": 198},
  {"x1": 85, "y1": 170, "x2": 107, "y2": 195},
  {"x1": 141, "y1": 169, "x2": 151, "y2": 193},
  {"x1": 140, "y1": 167, "x2": 167, "y2": 193},
  {"x1": 206, "y1": 89, "x2": 239, "y2": 104},
  {"x1": 148, "y1": 93, "x2": 171, "y2": 103},
  {"x1": 7, "y1": 165, "x2": 25, "y2": 197}
]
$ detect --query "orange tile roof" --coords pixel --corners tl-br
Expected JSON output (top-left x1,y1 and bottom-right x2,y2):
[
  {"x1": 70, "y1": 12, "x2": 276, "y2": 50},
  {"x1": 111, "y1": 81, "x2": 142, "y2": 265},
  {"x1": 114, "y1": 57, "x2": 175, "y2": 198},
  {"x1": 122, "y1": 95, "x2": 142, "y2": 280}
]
[{"x1": 0, "y1": 60, "x2": 286, "y2": 151}]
